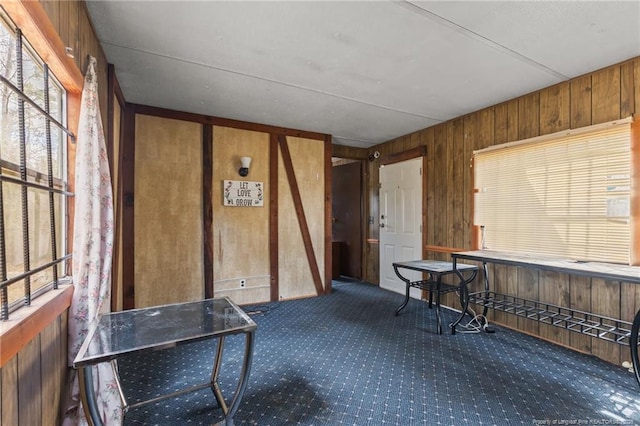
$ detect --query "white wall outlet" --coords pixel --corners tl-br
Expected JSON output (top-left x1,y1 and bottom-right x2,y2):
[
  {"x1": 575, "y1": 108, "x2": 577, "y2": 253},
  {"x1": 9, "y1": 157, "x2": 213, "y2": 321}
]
[{"x1": 239, "y1": 279, "x2": 246, "y2": 288}]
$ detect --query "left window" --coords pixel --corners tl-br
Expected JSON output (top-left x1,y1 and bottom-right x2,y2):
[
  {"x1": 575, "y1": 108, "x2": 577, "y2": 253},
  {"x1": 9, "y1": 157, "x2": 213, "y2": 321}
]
[{"x1": 0, "y1": 10, "x2": 71, "y2": 320}]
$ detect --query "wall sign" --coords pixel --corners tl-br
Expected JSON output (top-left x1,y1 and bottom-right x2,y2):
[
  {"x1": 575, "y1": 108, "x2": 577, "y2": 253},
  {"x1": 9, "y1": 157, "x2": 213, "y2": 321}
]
[{"x1": 224, "y1": 180, "x2": 264, "y2": 207}]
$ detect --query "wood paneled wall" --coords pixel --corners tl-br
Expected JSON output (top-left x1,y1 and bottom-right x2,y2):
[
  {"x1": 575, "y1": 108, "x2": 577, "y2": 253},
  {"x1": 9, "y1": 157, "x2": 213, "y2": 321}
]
[
  {"x1": 278, "y1": 136, "x2": 326, "y2": 300},
  {"x1": 1, "y1": 310, "x2": 68, "y2": 426},
  {"x1": 365, "y1": 58, "x2": 640, "y2": 365},
  {"x1": 122, "y1": 106, "x2": 332, "y2": 308},
  {"x1": 39, "y1": 0, "x2": 109, "y2": 129},
  {"x1": 332, "y1": 144, "x2": 368, "y2": 161},
  {"x1": 134, "y1": 114, "x2": 204, "y2": 308},
  {"x1": 0, "y1": 1, "x2": 110, "y2": 425},
  {"x1": 212, "y1": 127, "x2": 271, "y2": 304}
]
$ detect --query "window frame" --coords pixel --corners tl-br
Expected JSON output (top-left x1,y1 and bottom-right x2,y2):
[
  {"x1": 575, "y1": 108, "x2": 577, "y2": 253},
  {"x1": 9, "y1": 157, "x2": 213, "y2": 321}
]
[
  {"x1": 0, "y1": 9, "x2": 73, "y2": 320},
  {"x1": 0, "y1": 0, "x2": 85, "y2": 366}
]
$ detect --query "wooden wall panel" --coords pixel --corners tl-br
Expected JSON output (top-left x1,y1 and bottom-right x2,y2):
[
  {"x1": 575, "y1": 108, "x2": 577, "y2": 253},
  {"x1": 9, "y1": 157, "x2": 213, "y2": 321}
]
[
  {"x1": 40, "y1": 1, "x2": 59, "y2": 31},
  {"x1": 365, "y1": 161, "x2": 379, "y2": 284},
  {"x1": 65, "y1": 0, "x2": 79, "y2": 74},
  {"x1": 620, "y1": 61, "x2": 635, "y2": 118},
  {"x1": 59, "y1": 310, "x2": 68, "y2": 421},
  {"x1": 462, "y1": 115, "x2": 474, "y2": 249},
  {"x1": 55, "y1": 0, "x2": 73, "y2": 63},
  {"x1": 212, "y1": 127, "x2": 270, "y2": 305},
  {"x1": 332, "y1": 144, "x2": 367, "y2": 160},
  {"x1": 40, "y1": 317, "x2": 63, "y2": 425},
  {"x1": 494, "y1": 103, "x2": 509, "y2": 145},
  {"x1": 120, "y1": 106, "x2": 329, "y2": 307},
  {"x1": 409, "y1": 132, "x2": 420, "y2": 150},
  {"x1": 502, "y1": 265, "x2": 519, "y2": 329},
  {"x1": 0, "y1": 309, "x2": 67, "y2": 426},
  {"x1": 1, "y1": 357, "x2": 18, "y2": 426},
  {"x1": 424, "y1": 128, "x2": 435, "y2": 251},
  {"x1": 278, "y1": 142, "x2": 307, "y2": 297},
  {"x1": 590, "y1": 279, "x2": 621, "y2": 365},
  {"x1": 367, "y1": 160, "x2": 379, "y2": 244},
  {"x1": 538, "y1": 270, "x2": 570, "y2": 346},
  {"x1": 365, "y1": 242, "x2": 379, "y2": 284},
  {"x1": 506, "y1": 99, "x2": 519, "y2": 142},
  {"x1": 570, "y1": 74, "x2": 592, "y2": 128},
  {"x1": 365, "y1": 57, "x2": 640, "y2": 365},
  {"x1": 18, "y1": 338, "x2": 39, "y2": 426},
  {"x1": 449, "y1": 119, "x2": 464, "y2": 250},
  {"x1": 433, "y1": 124, "x2": 448, "y2": 249},
  {"x1": 134, "y1": 115, "x2": 203, "y2": 308},
  {"x1": 516, "y1": 267, "x2": 539, "y2": 335},
  {"x1": 278, "y1": 137, "x2": 325, "y2": 300},
  {"x1": 40, "y1": 0, "x2": 109, "y2": 129},
  {"x1": 476, "y1": 108, "x2": 494, "y2": 150},
  {"x1": 591, "y1": 67, "x2": 621, "y2": 124},
  {"x1": 569, "y1": 275, "x2": 592, "y2": 353},
  {"x1": 539, "y1": 82, "x2": 570, "y2": 135},
  {"x1": 518, "y1": 92, "x2": 539, "y2": 140}
]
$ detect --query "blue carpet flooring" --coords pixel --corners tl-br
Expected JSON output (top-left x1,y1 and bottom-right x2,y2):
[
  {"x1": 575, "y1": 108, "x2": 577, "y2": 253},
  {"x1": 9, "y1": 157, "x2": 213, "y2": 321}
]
[{"x1": 119, "y1": 280, "x2": 640, "y2": 425}]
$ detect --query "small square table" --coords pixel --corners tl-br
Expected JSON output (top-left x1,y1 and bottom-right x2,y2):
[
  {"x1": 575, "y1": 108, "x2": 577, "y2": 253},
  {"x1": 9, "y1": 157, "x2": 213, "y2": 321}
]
[
  {"x1": 393, "y1": 260, "x2": 478, "y2": 334},
  {"x1": 73, "y1": 297, "x2": 257, "y2": 426}
]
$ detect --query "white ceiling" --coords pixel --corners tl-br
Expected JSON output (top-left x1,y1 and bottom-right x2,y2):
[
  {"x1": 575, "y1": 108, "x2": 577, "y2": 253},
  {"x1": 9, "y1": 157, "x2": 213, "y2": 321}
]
[{"x1": 85, "y1": 1, "x2": 640, "y2": 149}]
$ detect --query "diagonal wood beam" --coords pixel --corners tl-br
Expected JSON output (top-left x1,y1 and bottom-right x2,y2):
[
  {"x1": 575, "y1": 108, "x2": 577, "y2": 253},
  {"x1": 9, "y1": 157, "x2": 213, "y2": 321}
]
[{"x1": 277, "y1": 135, "x2": 324, "y2": 296}]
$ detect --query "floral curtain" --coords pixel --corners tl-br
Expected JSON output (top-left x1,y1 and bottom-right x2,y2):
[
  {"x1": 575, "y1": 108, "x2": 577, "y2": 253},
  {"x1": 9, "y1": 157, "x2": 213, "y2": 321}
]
[{"x1": 63, "y1": 56, "x2": 122, "y2": 425}]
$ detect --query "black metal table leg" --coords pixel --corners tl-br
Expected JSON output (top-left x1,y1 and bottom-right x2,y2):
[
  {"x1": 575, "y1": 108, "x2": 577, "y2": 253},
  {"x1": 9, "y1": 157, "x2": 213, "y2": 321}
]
[
  {"x1": 450, "y1": 281, "x2": 469, "y2": 335},
  {"x1": 450, "y1": 257, "x2": 478, "y2": 334},
  {"x1": 394, "y1": 264, "x2": 412, "y2": 316},
  {"x1": 480, "y1": 261, "x2": 490, "y2": 318},
  {"x1": 630, "y1": 308, "x2": 640, "y2": 388},
  {"x1": 435, "y1": 275, "x2": 443, "y2": 334}
]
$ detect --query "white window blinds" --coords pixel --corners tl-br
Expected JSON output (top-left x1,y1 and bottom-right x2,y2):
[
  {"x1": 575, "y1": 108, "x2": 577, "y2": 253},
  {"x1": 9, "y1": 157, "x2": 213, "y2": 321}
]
[{"x1": 474, "y1": 119, "x2": 632, "y2": 264}]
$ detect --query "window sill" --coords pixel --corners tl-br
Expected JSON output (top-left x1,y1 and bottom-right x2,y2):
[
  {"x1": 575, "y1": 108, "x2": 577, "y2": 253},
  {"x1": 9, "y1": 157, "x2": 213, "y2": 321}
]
[{"x1": 0, "y1": 284, "x2": 74, "y2": 367}]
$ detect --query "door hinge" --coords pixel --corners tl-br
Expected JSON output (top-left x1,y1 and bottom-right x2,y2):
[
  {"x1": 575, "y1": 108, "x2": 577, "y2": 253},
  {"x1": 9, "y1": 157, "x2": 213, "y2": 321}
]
[{"x1": 419, "y1": 167, "x2": 422, "y2": 176}]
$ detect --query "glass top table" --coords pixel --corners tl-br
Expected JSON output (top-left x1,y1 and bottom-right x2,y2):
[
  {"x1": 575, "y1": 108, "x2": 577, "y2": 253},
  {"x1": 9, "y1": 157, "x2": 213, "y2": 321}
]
[
  {"x1": 73, "y1": 297, "x2": 257, "y2": 426},
  {"x1": 393, "y1": 260, "x2": 478, "y2": 335}
]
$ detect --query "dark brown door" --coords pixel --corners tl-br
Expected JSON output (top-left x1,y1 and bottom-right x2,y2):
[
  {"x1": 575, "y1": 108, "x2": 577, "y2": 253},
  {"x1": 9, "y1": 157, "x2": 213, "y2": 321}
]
[{"x1": 332, "y1": 161, "x2": 362, "y2": 279}]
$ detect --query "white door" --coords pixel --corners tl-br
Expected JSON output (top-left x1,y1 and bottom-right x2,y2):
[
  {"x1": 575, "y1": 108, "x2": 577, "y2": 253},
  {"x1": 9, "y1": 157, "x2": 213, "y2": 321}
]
[{"x1": 379, "y1": 157, "x2": 423, "y2": 297}]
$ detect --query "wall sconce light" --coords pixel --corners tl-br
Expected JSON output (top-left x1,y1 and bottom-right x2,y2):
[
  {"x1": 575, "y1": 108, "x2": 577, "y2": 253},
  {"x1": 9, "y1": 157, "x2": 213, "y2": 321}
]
[
  {"x1": 239, "y1": 156, "x2": 252, "y2": 177},
  {"x1": 368, "y1": 151, "x2": 380, "y2": 162}
]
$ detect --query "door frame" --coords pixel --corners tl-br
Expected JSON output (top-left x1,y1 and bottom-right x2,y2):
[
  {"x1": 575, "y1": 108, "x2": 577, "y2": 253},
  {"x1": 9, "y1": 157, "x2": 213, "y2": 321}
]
[
  {"x1": 331, "y1": 157, "x2": 366, "y2": 280},
  {"x1": 378, "y1": 146, "x2": 428, "y2": 281}
]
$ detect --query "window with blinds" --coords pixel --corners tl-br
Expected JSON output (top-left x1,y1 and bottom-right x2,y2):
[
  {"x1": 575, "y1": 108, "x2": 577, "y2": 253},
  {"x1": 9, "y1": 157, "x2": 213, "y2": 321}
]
[{"x1": 474, "y1": 119, "x2": 632, "y2": 264}]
